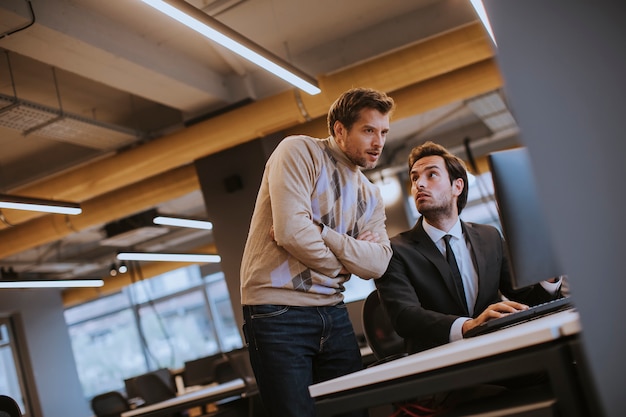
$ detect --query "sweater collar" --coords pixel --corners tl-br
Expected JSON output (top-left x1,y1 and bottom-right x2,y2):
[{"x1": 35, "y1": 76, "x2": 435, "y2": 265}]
[{"x1": 327, "y1": 136, "x2": 360, "y2": 171}]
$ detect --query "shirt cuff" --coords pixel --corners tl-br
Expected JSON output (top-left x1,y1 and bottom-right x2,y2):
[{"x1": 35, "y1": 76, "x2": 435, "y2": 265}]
[
  {"x1": 540, "y1": 277, "x2": 562, "y2": 294},
  {"x1": 450, "y1": 317, "x2": 470, "y2": 342}
]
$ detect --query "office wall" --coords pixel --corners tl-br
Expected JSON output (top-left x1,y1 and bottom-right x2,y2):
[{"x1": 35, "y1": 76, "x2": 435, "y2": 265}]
[
  {"x1": 484, "y1": 2, "x2": 625, "y2": 416},
  {"x1": 0, "y1": 289, "x2": 91, "y2": 417}
]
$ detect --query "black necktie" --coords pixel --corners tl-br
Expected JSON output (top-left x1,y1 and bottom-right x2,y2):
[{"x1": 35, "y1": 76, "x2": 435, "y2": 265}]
[{"x1": 443, "y1": 234, "x2": 468, "y2": 310}]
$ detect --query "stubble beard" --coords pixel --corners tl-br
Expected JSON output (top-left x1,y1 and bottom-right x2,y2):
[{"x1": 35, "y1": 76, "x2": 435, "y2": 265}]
[{"x1": 417, "y1": 200, "x2": 456, "y2": 223}]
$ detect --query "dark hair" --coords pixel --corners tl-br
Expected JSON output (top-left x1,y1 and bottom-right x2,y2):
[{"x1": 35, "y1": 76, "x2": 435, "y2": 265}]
[
  {"x1": 408, "y1": 141, "x2": 469, "y2": 214},
  {"x1": 327, "y1": 87, "x2": 395, "y2": 137}
]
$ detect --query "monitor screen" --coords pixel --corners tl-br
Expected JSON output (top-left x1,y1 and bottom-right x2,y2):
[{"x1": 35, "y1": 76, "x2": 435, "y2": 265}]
[{"x1": 487, "y1": 147, "x2": 565, "y2": 289}]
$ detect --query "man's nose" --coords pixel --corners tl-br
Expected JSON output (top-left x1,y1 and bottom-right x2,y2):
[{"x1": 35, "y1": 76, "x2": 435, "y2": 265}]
[{"x1": 373, "y1": 133, "x2": 385, "y2": 147}]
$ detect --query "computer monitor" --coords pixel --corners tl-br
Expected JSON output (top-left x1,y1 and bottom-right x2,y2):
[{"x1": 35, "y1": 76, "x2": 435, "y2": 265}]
[{"x1": 487, "y1": 147, "x2": 565, "y2": 289}]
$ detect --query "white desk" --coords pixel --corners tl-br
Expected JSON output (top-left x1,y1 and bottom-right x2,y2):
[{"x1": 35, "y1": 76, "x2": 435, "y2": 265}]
[
  {"x1": 310, "y1": 310, "x2": 598, "y2": 416},
  {"x1": 121, "y1": 378, "x2": 246, "y2": 417}
]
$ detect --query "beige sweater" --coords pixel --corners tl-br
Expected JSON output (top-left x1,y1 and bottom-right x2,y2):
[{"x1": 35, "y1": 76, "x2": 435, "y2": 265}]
[{"x1": 240, "y1": 135, "x2": 392, "y2": 306}]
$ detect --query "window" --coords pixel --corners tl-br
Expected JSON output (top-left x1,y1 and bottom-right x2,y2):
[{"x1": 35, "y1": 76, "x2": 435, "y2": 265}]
[
  {"x1": 65, "y1": 265, "x2": 242, "y2": 400},
  {"x1": 0, "y1": 318, "x2": 27, "y2": 415}
]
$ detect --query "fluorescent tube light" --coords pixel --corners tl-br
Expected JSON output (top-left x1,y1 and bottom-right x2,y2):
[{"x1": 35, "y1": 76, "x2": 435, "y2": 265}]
[
  {"x1": 153, "y1": 215, "x2": 213, "y2": 230},
  {"x1": 117, "y1": 252, "x2": 221, "y2": 263},
  {"x1": 0, "y1": 194, "x2": 82, "y2": 215},
  {"x1": 469, "y1": 0, "x2": 497, "y2": 46},
  {"x1": 141, "y1": 0, "x2": 321, "y2": 95},
  {"x1": 0, "y1": 279, "x2": 104, "y2": 289}
]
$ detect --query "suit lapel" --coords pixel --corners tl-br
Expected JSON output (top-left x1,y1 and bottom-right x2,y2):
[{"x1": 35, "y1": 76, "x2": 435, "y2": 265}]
[{"x1": 408, "y1": 219, "x2": 468, "y2": 312}]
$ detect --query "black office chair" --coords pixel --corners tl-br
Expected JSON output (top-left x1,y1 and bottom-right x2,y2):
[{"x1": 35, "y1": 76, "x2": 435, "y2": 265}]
[
  {"x1": 221, "y1": 348, "x2": 268, "y2": 417},
  {"x1": 0, "y1": 395, "x2": 21, "y2": 417},
  {"x1": 132, "y1": 373, "x2": 185, "y2": 417},
  {"x1": 90, "y1": 391, "x2": 130, "y2": 417},
  {"x1": 224, "y1": 348, "x2": 258, "y2": 393},
  {"x1": 213, "y1": 357, "x2": 240, "y2": 384},
  {"x1": 132, "y1": 373, "x2": 176, "y2": 405},
  {"x1": 362, "y1": 290, "x2": 408, "y2": 365},
  {"x1": 182, "y1": 353, "x2": 225, "y2": 387}
]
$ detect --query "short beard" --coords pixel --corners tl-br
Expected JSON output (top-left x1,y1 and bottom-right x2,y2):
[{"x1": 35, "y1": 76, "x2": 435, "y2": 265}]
[
  {"x1": 347, "y1": 154, "x2": 377, "y2": 170},
  {"x1": 418, "y1": 203, "x2": 456, "y2": 223}
]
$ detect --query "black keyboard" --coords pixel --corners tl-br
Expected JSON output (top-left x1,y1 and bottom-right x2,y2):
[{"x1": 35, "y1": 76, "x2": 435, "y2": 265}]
[{"x1": 464, "y1": 297, "x2": 574, "y2": 338}]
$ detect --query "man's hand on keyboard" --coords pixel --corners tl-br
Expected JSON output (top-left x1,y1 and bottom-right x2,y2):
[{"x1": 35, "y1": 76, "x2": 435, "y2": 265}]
[{"x1": 462, "y1": 300, "x2": 530, "y2": 337}]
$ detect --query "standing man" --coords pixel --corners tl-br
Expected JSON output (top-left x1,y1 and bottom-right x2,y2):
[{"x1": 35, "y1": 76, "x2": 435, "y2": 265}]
[
  {"x1": 376, "y1": 141, "x2": 562, "y2": 354},
  {"x1": 240, "y1": 87, "x2": 395, "y2": 417}
]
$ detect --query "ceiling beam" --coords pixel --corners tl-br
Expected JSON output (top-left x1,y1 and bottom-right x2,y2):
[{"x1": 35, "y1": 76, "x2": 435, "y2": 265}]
[
  {"x1": 2, "y1": 22, "x2": 494, "y2": 228},
  {"x1": 0, "y1": 23, "x2": 503, "y2": 265},
  {"x1": 0, "y1": 58, "x2": 503, "y2": 260},
  {"x1": 0, "y1": 164, "x2": 199, "y2": 257}
]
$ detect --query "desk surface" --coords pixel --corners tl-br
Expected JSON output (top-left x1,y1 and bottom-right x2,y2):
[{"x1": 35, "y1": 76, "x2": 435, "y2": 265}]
[
  {"x1": 121, "y1": 378, "x2": 246, "y2": 417},
  {"x1": 309, "y1": 309, "x2": 580, "y2": 398}
]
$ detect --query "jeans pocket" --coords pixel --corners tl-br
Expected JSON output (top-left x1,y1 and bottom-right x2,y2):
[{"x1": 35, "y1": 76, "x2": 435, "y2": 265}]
[{"x1": 248, "y1": 304, "x2": 290, "y2": 319}]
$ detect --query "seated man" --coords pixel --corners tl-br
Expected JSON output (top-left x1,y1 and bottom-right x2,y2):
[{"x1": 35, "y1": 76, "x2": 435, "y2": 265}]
[{"x1": 375, "y1": 141, "x2": 563, "y2": 354}]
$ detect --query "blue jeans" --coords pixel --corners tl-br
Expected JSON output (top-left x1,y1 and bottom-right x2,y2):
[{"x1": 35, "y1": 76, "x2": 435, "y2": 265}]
[{"x1": 242, "y1": 304, "x2": 366, "y2": 417}]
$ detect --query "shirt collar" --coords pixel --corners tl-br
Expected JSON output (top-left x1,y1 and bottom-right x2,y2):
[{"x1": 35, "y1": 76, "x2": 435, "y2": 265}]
[{"x1": 422, "y1": 217, "x2": 463, "y2": 243}]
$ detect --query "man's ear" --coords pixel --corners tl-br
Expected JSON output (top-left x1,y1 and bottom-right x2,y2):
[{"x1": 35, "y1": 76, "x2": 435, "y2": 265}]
[
  {"x1": 452, "y1": 178, "x2": 464, "y2": 196},
  {"x1": 333, "y1": 120, "x2": 346, "y2": 143}
]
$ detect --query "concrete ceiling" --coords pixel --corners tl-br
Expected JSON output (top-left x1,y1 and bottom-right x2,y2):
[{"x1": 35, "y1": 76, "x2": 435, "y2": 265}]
[{"x1": 0, "y1": 0, "x2": 520, "y2": 296}]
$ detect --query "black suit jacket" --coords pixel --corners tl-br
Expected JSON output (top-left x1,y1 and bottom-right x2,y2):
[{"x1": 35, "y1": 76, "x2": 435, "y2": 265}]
[{"x1": 375, "y1": 218, "x2": 558, "y2": 354}]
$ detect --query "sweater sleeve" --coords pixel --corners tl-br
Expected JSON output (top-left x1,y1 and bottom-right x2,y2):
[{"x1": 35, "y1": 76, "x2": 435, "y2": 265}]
[
  {"x1": 269, "y1": 137, "x2": 345, "y2": 276},
  {"x1": 322, "y1": 189, "x2": 392, "y2": 279}
]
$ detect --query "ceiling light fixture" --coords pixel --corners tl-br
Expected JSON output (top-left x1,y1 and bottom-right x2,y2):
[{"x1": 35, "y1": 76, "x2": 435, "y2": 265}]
[
  {"x1": 0, "y1": 193, "x2": 82, "y2": 215},
  {"x1": 0, "y1": 279, "x2": 104, "y2": 289},
  {"x1": 153, "y1": 215, "x2": 213, "y2": 230},
  {"x1": 141, "y1": 0, "x2": 321, "y2": 95},
  {"x1": 469, "y1": 0, "x2": 497, "y2": 46},
  {"x1": 117, "y1": 252, "x2": 221, "y2": 263},
  {"x1": 118, "y1": 262, "x2": 128, "y2": 274}
]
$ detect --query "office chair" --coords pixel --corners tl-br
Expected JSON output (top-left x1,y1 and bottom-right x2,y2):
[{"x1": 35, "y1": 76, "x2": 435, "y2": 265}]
[
  {"x1": 219, "y1": 348, "x2": 267, "y2": 417},
  {"x1": 132, "y1": 373, "x2": 185, "y2": 417},
  {"x1": 132, "y1": 373, "x2": 176, "y2": 405},
  {"x1": 213, "y1": 357, "x2": 239, "y2": 384},
  {"x1": 182, "y1": 353, "x2": 225, "y2": 387},
  {"x1": 90, "y1": 391, "x2": 130, "y2": 417},
  {"x1": 0, "y1": 395, "x2": 21, "y2": 417},
  {"x1": 362, "y1": 290, "x2": 408, "y2": 365}
]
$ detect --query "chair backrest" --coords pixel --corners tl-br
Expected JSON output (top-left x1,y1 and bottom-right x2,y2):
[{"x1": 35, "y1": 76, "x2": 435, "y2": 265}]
[
  {"x1": 225, "y1": 347, "x2": 258, "y2": 391},
  {"x1": 132, "y1": 373, "x2": 176, "y2": 405},
  {"x1": 90, "y1": 391, "x2": 130, "y2": 417},
  {"x1": 362, "y1": 290, "x2": 407, "y2": 363},
  {"x1": 0, "y1": 395, "x2": 21, "y2": 417},
  {"x1": 182, "y1": 353, "x2": 225, "y2": 386},
  {"x1": 125, "y1": 368, "x2": 175, "y2": 400},
  {"x1": 213, "y1": 356, "x2": 239, "y2": 384}
]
